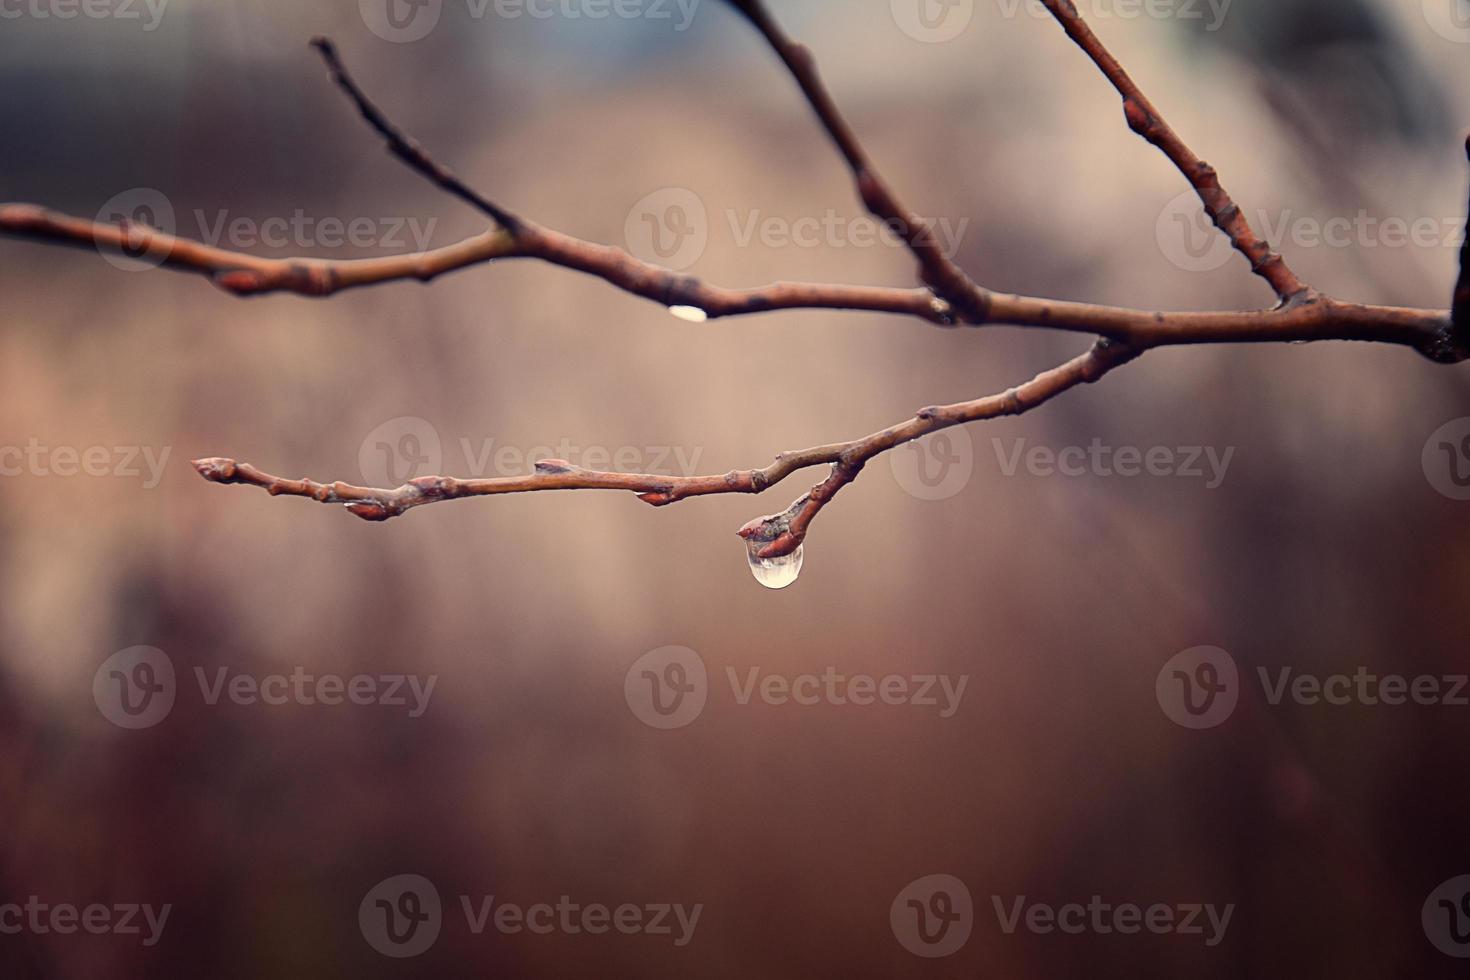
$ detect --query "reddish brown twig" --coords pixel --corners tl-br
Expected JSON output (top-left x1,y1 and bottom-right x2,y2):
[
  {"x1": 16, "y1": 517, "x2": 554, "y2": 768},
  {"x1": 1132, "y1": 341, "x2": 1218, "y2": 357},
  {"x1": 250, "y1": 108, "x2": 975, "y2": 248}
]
[
  {"x1": 725, "y1": 0, "x2": 989, "y2": 321},
  {"x1": 1037, "y1": 0, "x2": 1306, "y2": 304},
  {"x1": 0, "y1": 202, "x2": 951, "y2": 318},
  {"x1": 309, "y1": 37, "x2": 522, "y2": 233},
  {"x1": 193, "y1": 338, "x2": 1137, "y2": 555},
  {"x1": 0, "y1": 27, "x2": 1454, "y2": 346},
  {"x1": 0, "y1": 203, "x2": 1446, "y2": 347},
  {"x1": 3, "y1": 0, "x2": 1468, "y2": 569}
]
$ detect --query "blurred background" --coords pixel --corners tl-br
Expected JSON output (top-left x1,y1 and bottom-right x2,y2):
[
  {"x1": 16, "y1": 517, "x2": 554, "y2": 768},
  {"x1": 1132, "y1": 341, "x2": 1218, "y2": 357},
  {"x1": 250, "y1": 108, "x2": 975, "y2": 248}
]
[{"x1": 2, "y1": 0, "x2": 1470, "y2": 975}]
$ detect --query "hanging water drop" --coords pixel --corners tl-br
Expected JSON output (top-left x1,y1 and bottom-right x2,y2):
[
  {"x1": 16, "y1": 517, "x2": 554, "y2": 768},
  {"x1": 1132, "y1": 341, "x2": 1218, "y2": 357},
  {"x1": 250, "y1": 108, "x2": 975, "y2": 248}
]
[
  {"x1": 737, "y1": 495, "x2": 811, "y2": 590},
  {"x1": 745, "y1": 539, "x2": 803, "y2": 590},
  {"x1": 669, "y1": 305, "x2": 709, "y2": 323}
]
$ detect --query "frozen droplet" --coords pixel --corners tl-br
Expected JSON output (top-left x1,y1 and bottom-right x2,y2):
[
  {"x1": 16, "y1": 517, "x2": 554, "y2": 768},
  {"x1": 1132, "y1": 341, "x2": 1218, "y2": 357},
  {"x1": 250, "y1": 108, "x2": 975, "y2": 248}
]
[
  {"x1": 746, "y1": 540, "x2": 803, "y2": 590},
  {"x1": 669, "y1": 305, "x2": 708, "y2": 323}
]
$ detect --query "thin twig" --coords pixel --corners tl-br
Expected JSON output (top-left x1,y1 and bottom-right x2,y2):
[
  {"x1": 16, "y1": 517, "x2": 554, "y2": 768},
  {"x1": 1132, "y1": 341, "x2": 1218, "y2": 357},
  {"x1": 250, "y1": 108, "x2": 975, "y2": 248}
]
[
  {"x1": 192, "y1": 338, "x2": 1138, "y2": 556},
  {"x1": 724, "y1": 0, "x2": 990, "y2": 321},
  {"x1": 310, "y1": 36, "x2": 523, "y2": 233},
  {"x1": 0, "y1": 204, "x2": 1447, "y2": 348},
  {"x1": 0, "y1": 202, "x2": 946, "y2": 318},
  {"x1": 1037, "y1": 0, "x2": 1306, "y2": 304},
  {"x1": 2, "y1": 0, "x2": 1468, "y2": 565}
]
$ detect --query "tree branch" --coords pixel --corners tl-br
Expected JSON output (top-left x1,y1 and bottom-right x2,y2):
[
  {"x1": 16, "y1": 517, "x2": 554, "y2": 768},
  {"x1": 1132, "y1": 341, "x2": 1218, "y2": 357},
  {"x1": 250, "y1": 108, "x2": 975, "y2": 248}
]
[
  {"x1": 311, "y1": 36, "x2": 523, "y2": 233},
  {"x1": 0, "y1": 202, "x2": 948, "y2": 318},
  {"x1": 0, "y1": 25, "x2": 1455, "y2": 350},
  {"x1": 2, "y1": 0, "x2": 1467, "y2": 575},
  {"x1": 1036, "y1": 0, "x2": 1306, "y2": 304},
  {"x1": 724, "y1": 0, "x2": 989, "y2": 321},
  {"x1": 0, "y1": 202, "x2": 1447, "y2": 349},
  {"x1": 192, "y1": 337, "x2": 1138, "y2": 556}
]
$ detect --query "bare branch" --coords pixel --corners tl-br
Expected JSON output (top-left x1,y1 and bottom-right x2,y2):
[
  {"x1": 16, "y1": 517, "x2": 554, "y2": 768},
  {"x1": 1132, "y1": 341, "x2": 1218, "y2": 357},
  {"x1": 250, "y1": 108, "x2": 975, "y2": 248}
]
[
  {"x1": 191, "y1": 338, "x2": 1138, "y2": 554},
  {"x1": 309, "y1": 36, "x2": 523, "y2": 233},
  {"x1": 0, "y1": 203, "x2": 1447, "y2": 349},
  {"x1": 0, "y1": 28, "x2": 1454, "y2": 347},
  {"x1": 0, "y1": 202, "x2": 948, "y2": 318},
  {"x1": 3, "y1": 2, "x2": 1468, "y2": 576},
  {"x1": 0, "y1": 204, "x2": 519, "y2": 297},
  {"x1": 724, "y1": 0, "x2": 990, "y2": 321},
  {"x1": 1036, "y1": 0, "x2": 1307, "y2": 304}
]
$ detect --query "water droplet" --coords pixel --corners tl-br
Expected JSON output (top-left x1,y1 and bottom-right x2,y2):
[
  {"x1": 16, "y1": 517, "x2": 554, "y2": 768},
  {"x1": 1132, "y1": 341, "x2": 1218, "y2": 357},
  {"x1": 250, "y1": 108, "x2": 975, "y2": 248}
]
[
  {"x1": 746, "y1": 539, "x2": 803, "y2": 590},
  {"x1": 669, "y1": 305, "x2": 708, "y2": 323}
]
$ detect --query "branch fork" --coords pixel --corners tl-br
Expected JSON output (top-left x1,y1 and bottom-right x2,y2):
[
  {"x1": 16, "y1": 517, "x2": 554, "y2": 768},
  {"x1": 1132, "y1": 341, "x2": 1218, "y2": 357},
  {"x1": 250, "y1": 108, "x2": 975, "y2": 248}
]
[{"x1": 4, "y1": 0, "x2": 1468, "y2": 574}]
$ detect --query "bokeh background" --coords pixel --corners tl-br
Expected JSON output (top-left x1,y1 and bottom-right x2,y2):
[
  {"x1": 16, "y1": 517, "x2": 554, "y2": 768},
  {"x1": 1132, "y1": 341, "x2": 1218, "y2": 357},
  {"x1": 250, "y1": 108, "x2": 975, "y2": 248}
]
[{"x1": 3, "y1": 0, "x2": 1470, "y2": 975}]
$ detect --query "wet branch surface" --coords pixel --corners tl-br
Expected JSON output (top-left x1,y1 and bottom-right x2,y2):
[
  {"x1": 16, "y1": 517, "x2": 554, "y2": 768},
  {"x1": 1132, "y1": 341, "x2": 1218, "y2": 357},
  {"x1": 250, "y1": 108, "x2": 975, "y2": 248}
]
[{"x1": 3, "y1": 0, "x2": 1468, "y2": 559}]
